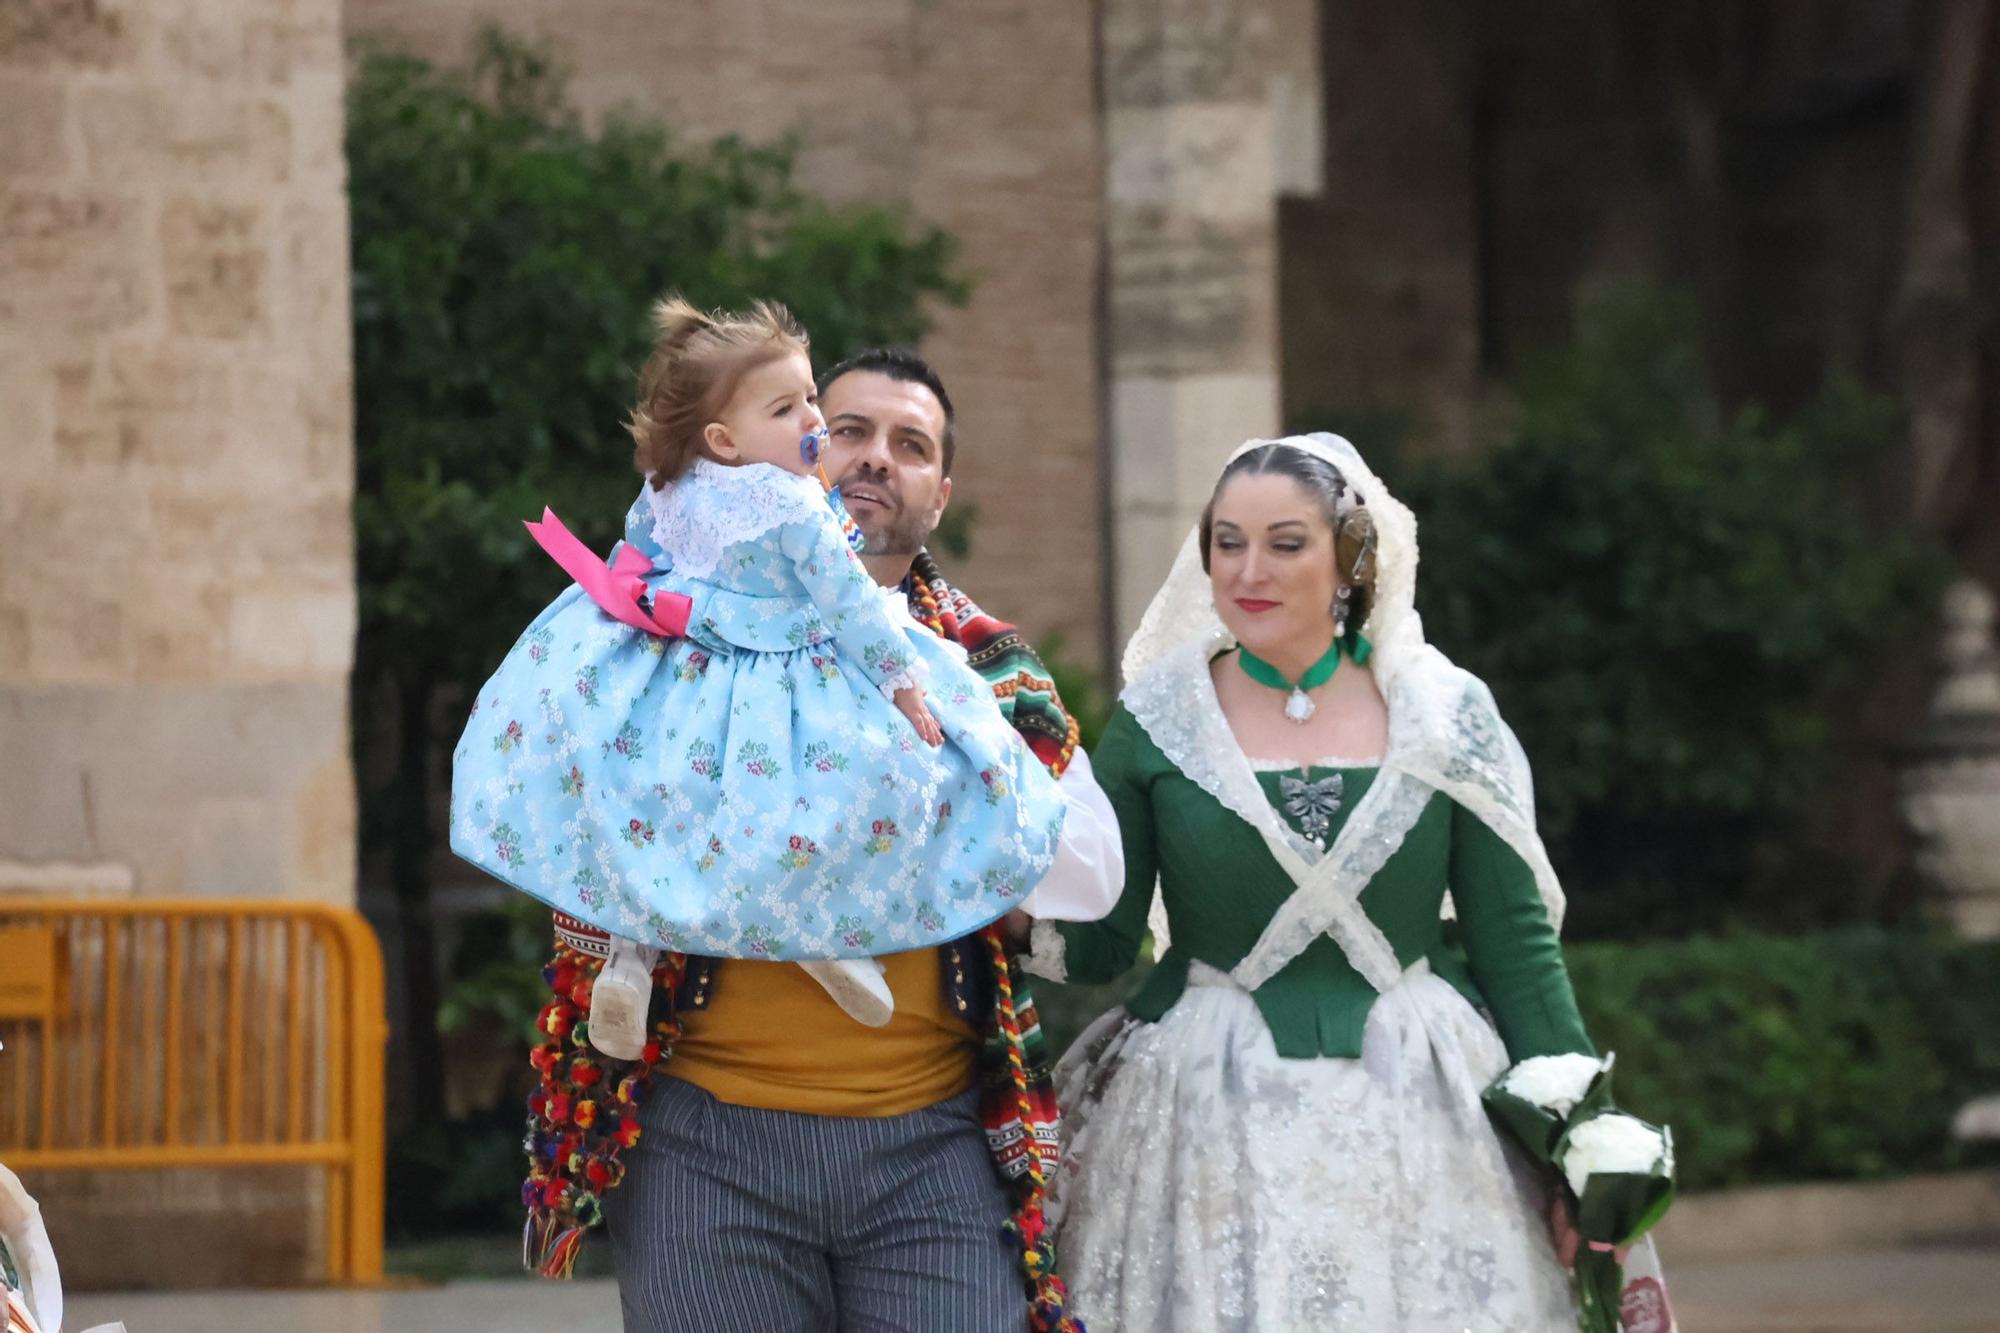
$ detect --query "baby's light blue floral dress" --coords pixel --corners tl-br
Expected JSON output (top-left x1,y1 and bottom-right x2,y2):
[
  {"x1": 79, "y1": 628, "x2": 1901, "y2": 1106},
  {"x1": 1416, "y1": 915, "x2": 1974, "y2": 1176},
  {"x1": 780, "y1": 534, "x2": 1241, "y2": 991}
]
[{"x1": 450, "y1": 460, "x2": 1066, "y2": 959}]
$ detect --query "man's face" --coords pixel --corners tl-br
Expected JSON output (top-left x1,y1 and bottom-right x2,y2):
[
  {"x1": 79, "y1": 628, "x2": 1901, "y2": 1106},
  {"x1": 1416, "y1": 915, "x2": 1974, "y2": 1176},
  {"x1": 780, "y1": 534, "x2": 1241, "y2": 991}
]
[{"x1": 819, "y1": 370, "x2": 952, "y2": 557}]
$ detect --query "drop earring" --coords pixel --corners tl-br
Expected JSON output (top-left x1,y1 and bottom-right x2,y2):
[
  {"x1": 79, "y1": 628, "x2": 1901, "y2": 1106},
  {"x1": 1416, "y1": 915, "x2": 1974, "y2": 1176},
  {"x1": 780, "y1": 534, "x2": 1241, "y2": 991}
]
[{"x1": 1334, "y1": 585, "x2": 1352, "y2": 639}]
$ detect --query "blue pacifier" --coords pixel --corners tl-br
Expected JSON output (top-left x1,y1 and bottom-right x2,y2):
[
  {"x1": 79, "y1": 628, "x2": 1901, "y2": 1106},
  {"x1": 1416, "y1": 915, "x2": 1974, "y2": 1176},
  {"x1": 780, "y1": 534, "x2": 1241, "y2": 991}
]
[{"x1": 800, "y1": 429, "x2": 826, "y2": 464}]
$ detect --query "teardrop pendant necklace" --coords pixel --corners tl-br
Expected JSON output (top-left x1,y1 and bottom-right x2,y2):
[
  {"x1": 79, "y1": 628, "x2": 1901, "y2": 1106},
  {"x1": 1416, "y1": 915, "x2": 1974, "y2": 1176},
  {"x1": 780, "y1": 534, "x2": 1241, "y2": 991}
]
[{"x1": 1236, "y1": 634, "x2": 1371, "y2": 724}]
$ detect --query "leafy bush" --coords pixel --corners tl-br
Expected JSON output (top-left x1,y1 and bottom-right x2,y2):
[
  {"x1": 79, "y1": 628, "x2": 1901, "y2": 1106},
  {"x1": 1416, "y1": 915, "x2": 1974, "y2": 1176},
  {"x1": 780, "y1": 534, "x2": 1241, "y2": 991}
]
[
  {"x1": 1300, "y1": 287, "x2": 1943, "y2": 936},
  {"x1": 1570, "y1": 929, "x2": 2000, "y2": 1191}
]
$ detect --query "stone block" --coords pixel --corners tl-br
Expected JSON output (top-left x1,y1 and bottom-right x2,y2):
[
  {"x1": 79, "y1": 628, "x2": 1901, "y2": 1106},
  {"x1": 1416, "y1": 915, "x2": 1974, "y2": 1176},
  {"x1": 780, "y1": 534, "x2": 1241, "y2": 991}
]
[
  {"x1": 156, "y1": 0, "x2": 252, "y2": 82},
  {"x1": 148, "y1": 481, "x2": 349, "y2": 570},
  {"x1": 125, "y1": 573, "x2": 228, "y2": 682},
  {"x1": 0, "y1": 77, "x2": 69, "y2": 178},
  {"x1": 0, "y1": 682, "x2": 356, "y2": 900},
  {"x1": 0, "y1": 606, "x2": 27, "y2": 676},
  {"x1": 1109, "y1": 207, "x2": 1278, "y2": 377},
  {"x1": 226, "y1": 583, "x2": 355, "y2": 680},
  {"x1": 0, "y1": 480, "x2": 92, "y2": 577},
  {"x1": 272, "y1": 199, "x2": 352, "y2": 365},
  {"x1": 53, "y1": 343, "x2": 238, "y2": 469},
  {"x1": 0, "y1": 0, "x2": 136, "y2": 70},
  {"x1": 1107, "y1": 103, "x2": 1280, "y2": 226},
  {"x1": 294, "y1": 752, "x2": 358, "y2": 901},
  {"x1": 220, "y1": 367, "x2": 321, "y2": 485},
  {"x1": 0, "y1": 342, "x2": 56, "y2": 469},
  {"x1": 286, "y1": 69, "x2": 346, "y2": 181},
  {"x1": 147, "y1": 0, "x2": 339, "y2": 84},
  {"x1": 1113, "y1": 370, "x2": 1279, "y2": 511},
  {"x1": 245, "y1": 10, "x2": 344, "y2": 87},
  {"x1": 183, "y1": 794, "x2": 291, "y2": 897},
  {"x1": 160, "y1": 197, "x2": 270, "y2": 340},
  {"x1": 80, "y1": 87, "x2": 293, "y2": 187},
  {"x1": 0, "y1": 190, "x2": 148, "y2": 337},
  {"x1": 27, "y1": 592, "x2": 128, "y2": 684},
  {"x1": 0, "y1": 693, "x2": 95, "y2": 854},
  {"x1": 300, "y1": 377, "x2": 353, "y2": 483},
  {"x1": 1101, "y1": 0, "x2": 1287, "y2": 109}
]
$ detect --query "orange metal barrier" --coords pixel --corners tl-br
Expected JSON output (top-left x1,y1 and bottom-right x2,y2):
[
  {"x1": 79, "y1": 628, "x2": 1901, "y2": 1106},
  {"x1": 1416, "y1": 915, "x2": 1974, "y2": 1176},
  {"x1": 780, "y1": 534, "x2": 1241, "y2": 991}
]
[{"x1": 0, "y1": 898, "x2": 387, "y2": 1281}]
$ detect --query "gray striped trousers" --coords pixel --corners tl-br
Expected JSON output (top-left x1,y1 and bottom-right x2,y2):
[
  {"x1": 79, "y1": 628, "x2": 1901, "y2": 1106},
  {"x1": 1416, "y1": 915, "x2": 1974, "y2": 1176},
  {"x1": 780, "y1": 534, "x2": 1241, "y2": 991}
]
[{"x1": 606, "y1": 1076, "x2": 1028, "y2": 1332}]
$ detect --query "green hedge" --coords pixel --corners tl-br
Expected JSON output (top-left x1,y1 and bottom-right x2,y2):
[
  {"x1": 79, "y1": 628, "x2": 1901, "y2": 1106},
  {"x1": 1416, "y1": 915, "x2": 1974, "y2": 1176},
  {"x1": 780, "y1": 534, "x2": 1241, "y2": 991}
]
[
  {"x1": 1033, "y1": 929, "x2": 2000, "y2": 1192},
  {"x1": 1570, "y1": 929, "x2": 2000, "y2": 1190}
]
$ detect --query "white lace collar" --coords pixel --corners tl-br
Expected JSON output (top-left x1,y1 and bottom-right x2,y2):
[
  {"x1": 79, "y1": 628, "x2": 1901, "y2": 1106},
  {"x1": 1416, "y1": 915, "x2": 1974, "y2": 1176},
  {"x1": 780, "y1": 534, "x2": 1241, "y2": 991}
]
[
  {"x1": 641, "y1": 461, "x2": 826, "y2": 579},
  {"x1": 1246, "y1": 756, "x2": 1383, "y2": 772},
  {"x1": 1123, "y1": 633, "x2": 1427, "y2": 990},
  {"x1": 1125, "y1": 632, "x2": 1327, "y2": 868},
  {"x1": 1123, "y1": 630, "x2": 1568, "y2": 989}
]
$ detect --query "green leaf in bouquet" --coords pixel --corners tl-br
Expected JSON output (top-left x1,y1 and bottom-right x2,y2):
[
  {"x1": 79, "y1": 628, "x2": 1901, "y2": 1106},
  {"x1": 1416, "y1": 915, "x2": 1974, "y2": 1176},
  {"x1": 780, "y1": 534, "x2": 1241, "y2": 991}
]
[
  {"x1": 1483, "y1": 1087, "x2": 1567, "y2": 1164},
  {"x1": 1573, "y1": 1250, "x2": 1626, "y2": 1333},
  {"x1": 1575, "y1": 1052, "x2": 1620, "y2": 1121},
  {"x1": 1573, "y1": 1167, "x2": 1677, "y2": 1246},
  {"x1": 1569, "y1": 1168, "x2": 1678, "y2": 1333}
]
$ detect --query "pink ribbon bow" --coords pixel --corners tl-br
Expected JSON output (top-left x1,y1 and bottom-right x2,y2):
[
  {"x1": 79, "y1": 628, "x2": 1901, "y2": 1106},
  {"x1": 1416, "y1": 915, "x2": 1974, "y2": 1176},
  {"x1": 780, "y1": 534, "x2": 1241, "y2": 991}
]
[{"x1": 524, "y1": 507, "x2": 691, "y2": 637}]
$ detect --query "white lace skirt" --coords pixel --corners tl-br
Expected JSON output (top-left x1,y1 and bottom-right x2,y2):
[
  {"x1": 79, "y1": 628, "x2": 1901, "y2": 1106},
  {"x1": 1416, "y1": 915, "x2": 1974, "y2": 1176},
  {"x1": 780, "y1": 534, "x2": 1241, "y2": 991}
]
[{"x1": 1049, "y1": 961, "x2": 1579, "y2": 1332}]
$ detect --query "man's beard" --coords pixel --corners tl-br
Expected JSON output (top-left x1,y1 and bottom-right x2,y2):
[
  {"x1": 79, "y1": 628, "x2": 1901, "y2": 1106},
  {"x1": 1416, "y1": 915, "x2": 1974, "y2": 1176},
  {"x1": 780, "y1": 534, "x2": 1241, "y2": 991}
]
[
  {"x1": 860, "y1": 511, "x2": 931, "y2": 556},
  {"x1": 838, "y1": 468, "x2": 933, "y2": 555}
]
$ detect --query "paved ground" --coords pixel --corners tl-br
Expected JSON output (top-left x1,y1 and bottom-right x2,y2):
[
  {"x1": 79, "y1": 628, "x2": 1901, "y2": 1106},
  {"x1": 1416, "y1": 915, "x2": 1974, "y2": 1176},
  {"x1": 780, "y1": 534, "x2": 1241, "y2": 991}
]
[
  {"x1": 65, "y1": 1279, "x2": 624, "y2": 1333},
  {"x1": 63, "y1": 1244, "x2": 2000, "y2": 1332},
  {"x1": 1668, "y1": 1246, "x2": 2000, "y2": 1332}
]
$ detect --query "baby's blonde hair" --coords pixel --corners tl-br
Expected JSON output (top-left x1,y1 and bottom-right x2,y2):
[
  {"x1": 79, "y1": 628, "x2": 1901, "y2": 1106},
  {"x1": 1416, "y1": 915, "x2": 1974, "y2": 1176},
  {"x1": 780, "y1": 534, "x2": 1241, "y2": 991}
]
[{"x1": 629, "y1": 294, "x2": 810, "y2": 486}]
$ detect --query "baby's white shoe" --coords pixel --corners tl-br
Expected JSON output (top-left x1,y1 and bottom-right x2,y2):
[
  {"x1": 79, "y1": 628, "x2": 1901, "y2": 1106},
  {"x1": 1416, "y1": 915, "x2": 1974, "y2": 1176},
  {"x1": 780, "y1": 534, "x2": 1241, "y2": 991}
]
[
  {"x1": 589, "y1": 937, "x2": 660, "y2": 1061},
  {"x1": 799, "y1": 958, "x2": 894, "y2": 1027}
]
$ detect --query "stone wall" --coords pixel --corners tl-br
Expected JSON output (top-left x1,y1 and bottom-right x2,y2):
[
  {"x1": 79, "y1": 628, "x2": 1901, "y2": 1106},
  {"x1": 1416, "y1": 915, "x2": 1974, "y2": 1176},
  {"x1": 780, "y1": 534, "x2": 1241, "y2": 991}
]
[
  {"x1": 0, "y1": 0, "x2": 357, "y2": 1290},
  {"x1": 0, "y1": 0, "x2": 357, "y2": 905},
  {"x1": 1101, "y1": 0, "x2": 1321, "y2": 642},
  {"x1": 344, "y1": 0, "x2": 1107, "y2": 667}
]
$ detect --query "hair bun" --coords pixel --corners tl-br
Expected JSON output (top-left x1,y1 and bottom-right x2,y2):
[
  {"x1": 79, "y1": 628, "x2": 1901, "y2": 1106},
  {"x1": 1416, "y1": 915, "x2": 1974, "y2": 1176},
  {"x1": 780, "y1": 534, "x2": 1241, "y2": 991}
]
[{"x1": 1335, "y1": 507, "x2": 1378, "y2": 587}]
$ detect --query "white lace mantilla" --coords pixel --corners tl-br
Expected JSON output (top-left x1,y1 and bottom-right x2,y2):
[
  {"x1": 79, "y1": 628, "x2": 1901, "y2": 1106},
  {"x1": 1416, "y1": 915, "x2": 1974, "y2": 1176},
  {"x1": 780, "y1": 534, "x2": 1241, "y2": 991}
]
[{"x1": 642, "y1": 459, "x2": 826, "y2": 579}]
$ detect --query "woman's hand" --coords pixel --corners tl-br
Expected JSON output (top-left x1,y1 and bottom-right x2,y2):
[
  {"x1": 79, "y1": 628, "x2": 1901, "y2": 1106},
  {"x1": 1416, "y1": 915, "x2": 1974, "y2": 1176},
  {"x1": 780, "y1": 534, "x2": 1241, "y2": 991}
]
[
  {"x1": 894, "y1": 684, "x2": 944, "y2": 746},
  {"x1": 1547, "y1": 1194, "x2": 1630, "y2": 1270}
]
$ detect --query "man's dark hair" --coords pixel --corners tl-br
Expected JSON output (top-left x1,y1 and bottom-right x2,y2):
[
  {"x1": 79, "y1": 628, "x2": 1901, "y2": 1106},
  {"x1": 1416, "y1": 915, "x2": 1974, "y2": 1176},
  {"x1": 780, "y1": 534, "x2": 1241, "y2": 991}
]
[{"x1": 817, "y1": 346, "x2": 958, "y2": 475}]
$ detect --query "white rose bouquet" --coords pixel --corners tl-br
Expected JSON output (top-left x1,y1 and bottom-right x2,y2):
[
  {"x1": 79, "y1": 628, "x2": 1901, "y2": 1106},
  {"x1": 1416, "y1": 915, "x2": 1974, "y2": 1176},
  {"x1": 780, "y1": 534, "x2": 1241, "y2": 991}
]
[{"x1": 1485, "y1": 1053, "x2": 1677, "y2": 1333}]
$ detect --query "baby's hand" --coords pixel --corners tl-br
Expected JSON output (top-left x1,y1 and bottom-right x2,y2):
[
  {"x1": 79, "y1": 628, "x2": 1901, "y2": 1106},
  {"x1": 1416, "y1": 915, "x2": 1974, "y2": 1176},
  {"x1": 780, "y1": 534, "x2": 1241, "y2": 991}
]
[{"x1": 894, "y1": 684, "x2": 944, "y2": 746}]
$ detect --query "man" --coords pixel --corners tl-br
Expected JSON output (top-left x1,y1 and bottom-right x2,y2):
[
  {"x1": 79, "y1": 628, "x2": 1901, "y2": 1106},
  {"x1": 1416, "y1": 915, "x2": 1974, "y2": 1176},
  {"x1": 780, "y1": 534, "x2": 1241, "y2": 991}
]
[{"x1": 524, "y1": 348, "x2": 1121, "y2": 1333}]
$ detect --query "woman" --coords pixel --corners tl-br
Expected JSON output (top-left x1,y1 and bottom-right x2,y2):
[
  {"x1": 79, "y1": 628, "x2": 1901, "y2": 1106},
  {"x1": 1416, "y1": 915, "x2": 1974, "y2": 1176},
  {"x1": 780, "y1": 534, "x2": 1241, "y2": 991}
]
[{"x1": 1026, "y1": 434, "x2": 1592, "y2": 1329}]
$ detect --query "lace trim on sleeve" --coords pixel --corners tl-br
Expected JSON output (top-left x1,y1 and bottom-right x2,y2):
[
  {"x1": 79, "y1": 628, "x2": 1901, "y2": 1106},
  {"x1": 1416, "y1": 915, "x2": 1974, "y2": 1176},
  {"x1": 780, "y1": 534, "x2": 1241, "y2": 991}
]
[
  {"x1": 1022, "y1": 917, "x2": 1069, "y2": 983},
  {"x1": 872, "y1": 653, "x2": 930, "y2": 702}
]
